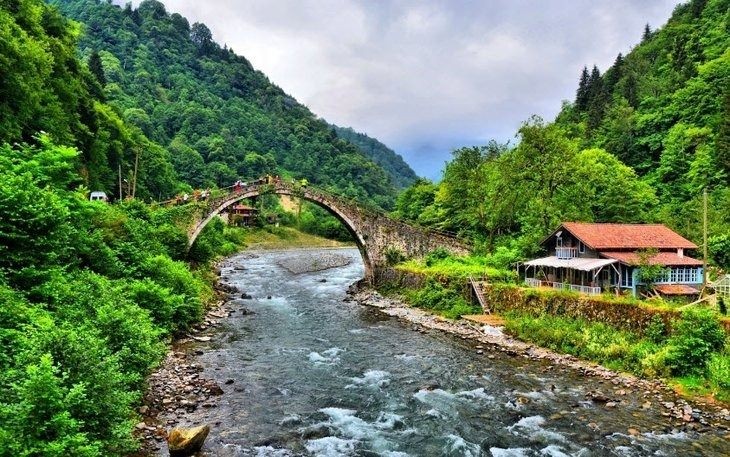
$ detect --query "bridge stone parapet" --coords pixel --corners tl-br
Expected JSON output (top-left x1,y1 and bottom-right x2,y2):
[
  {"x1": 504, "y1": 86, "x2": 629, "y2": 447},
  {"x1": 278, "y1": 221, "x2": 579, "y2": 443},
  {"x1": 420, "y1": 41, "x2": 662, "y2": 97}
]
[{"x1": 187, "y1": 182, "x2": 470, "y2": 282}]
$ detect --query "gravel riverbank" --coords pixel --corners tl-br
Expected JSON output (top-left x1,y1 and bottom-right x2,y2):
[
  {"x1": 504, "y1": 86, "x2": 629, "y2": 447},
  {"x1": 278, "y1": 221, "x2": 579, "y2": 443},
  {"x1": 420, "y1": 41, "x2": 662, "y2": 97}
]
[{"x1": 348, "y1": 284, "x2": 730, "y2": 432}]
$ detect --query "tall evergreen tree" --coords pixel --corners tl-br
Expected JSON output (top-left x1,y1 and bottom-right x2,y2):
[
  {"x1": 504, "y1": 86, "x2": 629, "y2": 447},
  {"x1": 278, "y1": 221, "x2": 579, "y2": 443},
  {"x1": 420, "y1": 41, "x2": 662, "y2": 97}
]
[
  {"x1": 88, "y1": 50, "x2": 106, "y2": 86},
  {"x1": 586, "y1": 66, "x2": 608, "y2": 132},
  {"x1": 642, "y1": 23, "x2": 652, "y2": 41},
  {"x1": 604, "y1": 53, "x2": 624, "y2": 92},
  {"x1": 575, "y1": 66, "x2": 590, "y2": 111}
]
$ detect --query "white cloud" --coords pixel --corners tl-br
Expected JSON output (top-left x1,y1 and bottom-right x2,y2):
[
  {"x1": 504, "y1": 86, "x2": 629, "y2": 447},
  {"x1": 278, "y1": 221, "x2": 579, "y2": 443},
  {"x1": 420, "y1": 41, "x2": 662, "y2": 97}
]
[{"x1": 129, "y1": 0, "x2": 678, "y2": 178}]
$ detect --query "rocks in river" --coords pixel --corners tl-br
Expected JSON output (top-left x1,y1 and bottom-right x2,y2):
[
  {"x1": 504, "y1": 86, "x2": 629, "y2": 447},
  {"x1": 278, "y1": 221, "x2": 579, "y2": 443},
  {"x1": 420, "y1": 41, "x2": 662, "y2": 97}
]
[
  {"x1": 224, "y1": 379, "x2": 234, "y2": 385},
  {"x1": 241, "y1": 292, "x2": 253, "y2": 299},
  {"x1": 167, "y1": 424, "x2": 210, "y2": 456},
  {"x1": 586, "y1": 390, "x2": 612, "y2": 403},
  {"x1": 277, "y1": 252, "x2": 351, "y2": 274}
]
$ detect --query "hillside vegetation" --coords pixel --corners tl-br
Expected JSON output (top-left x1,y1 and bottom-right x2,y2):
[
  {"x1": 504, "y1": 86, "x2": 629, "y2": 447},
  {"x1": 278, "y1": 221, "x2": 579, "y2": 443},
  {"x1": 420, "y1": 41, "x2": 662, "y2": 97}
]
[
  {"x1": 394, "y1": 0, "x2": 729, "y2": 268},
  {"x1": 0, "y1": 0, "x2": 411, "y2": 454},
  {"x1": 50, "y1": 0, "x2": 417, "y2": 208}
]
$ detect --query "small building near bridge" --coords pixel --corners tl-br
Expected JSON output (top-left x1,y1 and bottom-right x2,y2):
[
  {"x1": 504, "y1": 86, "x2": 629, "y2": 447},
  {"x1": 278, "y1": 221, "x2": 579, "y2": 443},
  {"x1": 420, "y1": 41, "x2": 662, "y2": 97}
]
[
  {"x1": 227, "y1": 204, "x2": 259, "y2": 227},
  {"x1": 521, "y1": 222, "x2": 703, "y2": 298}
]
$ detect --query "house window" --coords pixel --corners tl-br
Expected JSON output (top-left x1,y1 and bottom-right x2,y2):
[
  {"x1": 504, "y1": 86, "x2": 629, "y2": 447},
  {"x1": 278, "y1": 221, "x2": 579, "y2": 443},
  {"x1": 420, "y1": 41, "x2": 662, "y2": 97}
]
[{"x1": 578, "y1": 241, "x2": 585, "y2": 254}]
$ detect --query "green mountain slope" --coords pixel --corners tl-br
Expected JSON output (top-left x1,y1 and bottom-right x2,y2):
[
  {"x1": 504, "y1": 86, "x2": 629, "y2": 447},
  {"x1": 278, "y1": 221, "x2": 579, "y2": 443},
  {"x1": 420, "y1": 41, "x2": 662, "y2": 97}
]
[
  {"x1": 332, "y1": 125, "x2": 418, "y2": 188},
  {"x1": 555, "y1": 0, "x2": 728, "y2": 239},
  {"x1": 393, "y1": 0, "x2": 728, "y2": 266},
  {"x1": 50, "y1": 0, "x2": 403, "y2": 208}
]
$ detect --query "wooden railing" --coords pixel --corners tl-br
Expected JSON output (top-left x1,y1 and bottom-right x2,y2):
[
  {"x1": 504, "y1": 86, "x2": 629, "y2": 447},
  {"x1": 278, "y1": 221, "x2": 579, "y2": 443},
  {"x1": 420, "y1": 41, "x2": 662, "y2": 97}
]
[
  {"x1": 525, "y1": 278, "x2": 601, "y2": 295},
  {"x1": 555, "y1": 247, "x2": 577, "y2": 259}
]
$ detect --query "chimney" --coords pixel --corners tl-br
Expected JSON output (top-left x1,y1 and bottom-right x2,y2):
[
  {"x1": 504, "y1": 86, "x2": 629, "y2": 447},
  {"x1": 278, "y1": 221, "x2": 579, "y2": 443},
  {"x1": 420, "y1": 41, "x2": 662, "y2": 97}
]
[{"x1": 677, "y1": 248, "x2": 684, "y2": 258}]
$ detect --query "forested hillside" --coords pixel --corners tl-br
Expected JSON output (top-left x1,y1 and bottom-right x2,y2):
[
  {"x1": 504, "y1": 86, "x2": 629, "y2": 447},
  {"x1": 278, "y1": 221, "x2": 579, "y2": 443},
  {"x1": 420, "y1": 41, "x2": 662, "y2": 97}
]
[
  {"x1": 47, "y1": 0, "x2": 412, "y2": 208},
  {"x1": 0, "y1": 0, "x2": 409, "y2": 454},
  {"x1": 332, "y1": 125, "x2": 418, "y2": 189},
  {"x1": 394, "y1": 0, "x2": 729, "y2": 267}
]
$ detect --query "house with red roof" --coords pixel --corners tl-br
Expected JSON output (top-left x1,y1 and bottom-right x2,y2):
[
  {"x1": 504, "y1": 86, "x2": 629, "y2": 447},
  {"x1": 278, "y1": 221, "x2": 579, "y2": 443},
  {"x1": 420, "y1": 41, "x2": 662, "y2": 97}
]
[{"x1": 521, "y1": 222, "x2": 703, "y2": 298}]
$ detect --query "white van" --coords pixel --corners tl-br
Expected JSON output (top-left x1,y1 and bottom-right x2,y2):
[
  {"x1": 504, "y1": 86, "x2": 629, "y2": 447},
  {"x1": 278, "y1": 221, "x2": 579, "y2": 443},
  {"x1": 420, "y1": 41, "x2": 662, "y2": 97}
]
[{"x1": 89, "y1": 191, "x2": 108, "y2": 202}]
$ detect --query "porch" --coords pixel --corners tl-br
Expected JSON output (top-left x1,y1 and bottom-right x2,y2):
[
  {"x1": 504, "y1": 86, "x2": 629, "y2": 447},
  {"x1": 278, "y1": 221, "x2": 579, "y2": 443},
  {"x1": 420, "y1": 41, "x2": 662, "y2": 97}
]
[
  {"x1": 524, "y1": 278, "x2": 602, "y2": 295},
  {"x1": 521, "y1": 256, "x2": 619, "y2": 296}
]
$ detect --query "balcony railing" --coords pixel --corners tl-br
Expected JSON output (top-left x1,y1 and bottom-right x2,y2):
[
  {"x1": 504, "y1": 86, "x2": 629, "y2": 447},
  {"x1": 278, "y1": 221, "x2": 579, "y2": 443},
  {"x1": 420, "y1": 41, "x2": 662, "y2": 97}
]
[
  {"x1": 555, "y1": 247, "x2": 577, "y2": 259},
  {"x1": 525, "y1": 278, "x2": 601, "y2": 295}
]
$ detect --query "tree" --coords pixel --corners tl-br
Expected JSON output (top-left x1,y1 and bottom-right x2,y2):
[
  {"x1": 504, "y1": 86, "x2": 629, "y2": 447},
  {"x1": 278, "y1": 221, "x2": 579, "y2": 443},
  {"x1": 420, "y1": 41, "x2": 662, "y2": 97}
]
[
  {"x1": 88, "y1": 50, "x2": 106, "y2": 86},
  {"x1": 642, "y1": 23, "x2": 652, "y2": 41},
  {"x1": 575, "y1": 66, "x2": 590, "y2": 111},
  {"x1": 190, "y1": 22, "x2": 214, "y2": 55}
]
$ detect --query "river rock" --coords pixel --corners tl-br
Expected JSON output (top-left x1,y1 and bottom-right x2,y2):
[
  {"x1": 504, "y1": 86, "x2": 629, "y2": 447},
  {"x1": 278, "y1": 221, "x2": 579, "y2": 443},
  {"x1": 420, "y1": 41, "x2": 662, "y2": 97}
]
[
  {"x1": 167, "y1": 424, "x2": 210, "y2": 456},
  {"x1": 241, "y1": 293, "x2": 253, "y2": 299}
]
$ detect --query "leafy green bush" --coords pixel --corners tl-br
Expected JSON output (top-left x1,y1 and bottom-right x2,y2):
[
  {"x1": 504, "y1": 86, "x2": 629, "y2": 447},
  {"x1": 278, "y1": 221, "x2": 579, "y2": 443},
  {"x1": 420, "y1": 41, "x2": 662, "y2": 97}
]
[
  {"x1": 406, "y1": 279, "x2": 480, "y2": 319},
  {"x1": 140, "y1": 256, "x2": 204, "y2": 330},
  {"x1": 425, "y1": 248, "x2": 451, "y2": 266},
  {"x1": 666, "y1": 308, "x2": 726, "y2": 376},
  {"x1": 384, "y1": 247, "x2": 406, "y2": 266},
  {"x1": 125, "y1": 279, "x2": 186, "y2": 335}
]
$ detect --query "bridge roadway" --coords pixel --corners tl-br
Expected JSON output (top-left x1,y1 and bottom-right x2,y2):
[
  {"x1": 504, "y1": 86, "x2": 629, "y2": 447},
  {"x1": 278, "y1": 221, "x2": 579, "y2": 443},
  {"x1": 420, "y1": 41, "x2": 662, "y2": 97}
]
[{"x1": 185, "y1": 181, "x2": 470, "y2": 282}]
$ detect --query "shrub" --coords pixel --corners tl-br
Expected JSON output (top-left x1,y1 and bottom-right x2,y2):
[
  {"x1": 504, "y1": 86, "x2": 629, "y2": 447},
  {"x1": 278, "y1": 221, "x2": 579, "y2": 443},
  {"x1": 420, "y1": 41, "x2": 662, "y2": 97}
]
[
  {"x1": 140, "y1": 256, "x2": 204, "y2": 329},
  {"x1": 719, "y1": 296, "x2": 727, "y2": 316},
  {"x1": 384, "y1": 247, "x2": 406, "y2": 266},
  {"x1": 407, "y1": 279, "x2": 479, "y2": 319},
  {"x1": 644, "y1": 314, "x2": 668, "y2": 343},
  {"x1": 425, "y1": 247, "x2": 451, "y2": 266},
  {"x1": 125, "y1": 279, "x2": 186, "y2": 334},
  {"x1": 666, "y1": 308, "x2": 726, "y2": 376}
]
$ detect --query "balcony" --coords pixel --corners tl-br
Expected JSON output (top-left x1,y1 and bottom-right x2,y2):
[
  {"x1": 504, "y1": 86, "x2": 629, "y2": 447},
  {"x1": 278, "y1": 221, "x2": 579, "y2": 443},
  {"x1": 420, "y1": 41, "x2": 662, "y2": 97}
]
[
  {"x1": 555, "y1": 247, "x2": 577, "y2": 259},
  {"x1": 525, "y1": 278, "x2": 601, "y2": 295}
]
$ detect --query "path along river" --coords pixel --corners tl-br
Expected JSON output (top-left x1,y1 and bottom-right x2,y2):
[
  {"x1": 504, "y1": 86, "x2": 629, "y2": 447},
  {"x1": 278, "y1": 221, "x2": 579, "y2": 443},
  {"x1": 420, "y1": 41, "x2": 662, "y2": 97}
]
[{"x1": 159, "y1": 248, "x2": 730, "y2": 456}]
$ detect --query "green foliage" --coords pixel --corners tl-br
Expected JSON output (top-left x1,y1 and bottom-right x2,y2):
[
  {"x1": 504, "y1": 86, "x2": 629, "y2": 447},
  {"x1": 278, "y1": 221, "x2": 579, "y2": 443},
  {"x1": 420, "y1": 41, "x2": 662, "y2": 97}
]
[
  {"x1": 52, "y1": 0, "x2": 404, "y2": 208},
  {"x1": 332, "y1": 125, "x2": 417, "y2": 189},
  {"x1": 406, "y1": 279, "x2": 480, "y2": 320},
  {"x1": 666, "y1": 308, "x2": 726, "y2": 376},
  {"x1": 0, "y1": 139, "x2": 234, "y2": 454},
  {"x1": 645, "y1": 314, "x2": 668, "y2": 344},
  {"x1": 398, "y1": 1, "x2": 729, "y2": 266},
  {"x1": 384, "y1": 247, "x2": 407, "y2": 266},
  {"x1": 398, "y1": 253, "x2": 516, "y2": 282},
  {"x1": 719, "y1": 296, "x2": 727, "y2": 316},
  {"x1": 636, "y1": 248, "x2": 671, "y2": 286}
]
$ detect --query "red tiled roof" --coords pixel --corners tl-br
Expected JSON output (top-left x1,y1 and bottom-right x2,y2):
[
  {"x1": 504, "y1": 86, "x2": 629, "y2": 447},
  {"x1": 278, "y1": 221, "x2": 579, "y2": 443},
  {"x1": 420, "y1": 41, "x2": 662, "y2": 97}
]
[
  {"x1": 600, "y1": 251, "x2": 703, "y2": 266},
  {"x1": 556, "y1": 222, "x2": 697, "y2": 250},
  {"x1": 654, "y1": 284, "x2": 700, "y2": 296}
]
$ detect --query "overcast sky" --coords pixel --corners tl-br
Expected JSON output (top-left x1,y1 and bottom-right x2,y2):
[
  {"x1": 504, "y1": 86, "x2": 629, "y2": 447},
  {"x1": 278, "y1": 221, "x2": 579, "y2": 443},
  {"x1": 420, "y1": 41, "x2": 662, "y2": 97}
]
[{"x1": 133, "y1": 0, "x2": 678, "y2": 179}]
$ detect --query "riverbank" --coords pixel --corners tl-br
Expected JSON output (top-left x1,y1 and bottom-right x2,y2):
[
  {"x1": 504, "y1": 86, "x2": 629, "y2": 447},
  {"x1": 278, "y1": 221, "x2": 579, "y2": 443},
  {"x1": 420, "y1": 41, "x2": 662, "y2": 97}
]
[
  {"x1": 132, "y1": 246, "x2": 357, "y2": 455},
  {"x1": 348, "y1": 284, "x2": 730, "y2": 431}
]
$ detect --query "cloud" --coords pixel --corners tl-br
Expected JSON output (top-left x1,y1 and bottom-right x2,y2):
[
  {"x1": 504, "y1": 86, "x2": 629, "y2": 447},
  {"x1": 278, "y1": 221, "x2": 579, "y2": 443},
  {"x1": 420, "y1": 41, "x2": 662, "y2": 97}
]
[{"x1": 130, "y1": 0, "x2": 678, "y2": 179}]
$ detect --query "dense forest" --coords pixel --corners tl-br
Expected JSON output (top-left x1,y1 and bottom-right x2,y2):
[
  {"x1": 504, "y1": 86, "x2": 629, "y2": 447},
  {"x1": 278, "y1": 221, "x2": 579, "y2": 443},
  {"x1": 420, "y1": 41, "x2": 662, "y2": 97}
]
[
  {"x1": 332, "y1": 125, "x2": 418, "y2": 189},
  {"x1": 0, "y1": 0, "x2": 416, "y2": 208},
  {"x1": 394, "y1": 0, "x2": 729, "y2": 268},
  {"x1": 0, "y1": 0, "x2": 413, "y2": 454}
]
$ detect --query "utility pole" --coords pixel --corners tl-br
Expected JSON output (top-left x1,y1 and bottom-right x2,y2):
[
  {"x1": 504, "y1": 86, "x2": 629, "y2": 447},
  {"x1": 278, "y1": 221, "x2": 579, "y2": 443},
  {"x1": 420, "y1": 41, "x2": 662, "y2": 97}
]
[
  {"x1": 132, "y1": 148, "x2": 140, "y2": 199},
  {"x1": 118, "y1": 162, "x2": 123, "y2": 200},
  {"x1": 702, "y1": 188, "x2": 708, "y2": 288}
]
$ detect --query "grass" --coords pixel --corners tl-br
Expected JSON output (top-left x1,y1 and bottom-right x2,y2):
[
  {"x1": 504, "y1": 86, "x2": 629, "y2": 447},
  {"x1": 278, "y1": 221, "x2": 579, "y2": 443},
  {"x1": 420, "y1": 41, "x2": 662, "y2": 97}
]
[
  {"x1": 396, "y1": 255, "x2": 515, "y2": 282},
  {"x1": 502, "y1": 310, "x2": 730, "y2": 404},
  {"x1": 380, "y1": 280, "x2": 482, "y2": 320}
]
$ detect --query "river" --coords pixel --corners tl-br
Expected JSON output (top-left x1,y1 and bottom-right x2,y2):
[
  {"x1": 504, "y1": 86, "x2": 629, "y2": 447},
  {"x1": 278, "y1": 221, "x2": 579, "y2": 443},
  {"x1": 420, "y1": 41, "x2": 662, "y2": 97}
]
[{"x1": 161, "y1": 248, "x2": 729, "y2": 456}]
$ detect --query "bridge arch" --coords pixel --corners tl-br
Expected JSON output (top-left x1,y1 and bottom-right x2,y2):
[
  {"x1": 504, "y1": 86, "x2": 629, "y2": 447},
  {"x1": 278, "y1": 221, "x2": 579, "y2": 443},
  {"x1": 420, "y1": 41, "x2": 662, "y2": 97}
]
[{"x1": 188, "y1": 184, "x2": 375, "y2": 277}]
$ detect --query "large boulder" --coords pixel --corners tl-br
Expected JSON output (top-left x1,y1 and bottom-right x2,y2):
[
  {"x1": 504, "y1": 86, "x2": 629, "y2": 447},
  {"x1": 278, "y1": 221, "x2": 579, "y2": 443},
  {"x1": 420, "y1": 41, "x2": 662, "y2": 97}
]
[{"x1": 167, "y1": 424, "x2": 210, "y2": 456}]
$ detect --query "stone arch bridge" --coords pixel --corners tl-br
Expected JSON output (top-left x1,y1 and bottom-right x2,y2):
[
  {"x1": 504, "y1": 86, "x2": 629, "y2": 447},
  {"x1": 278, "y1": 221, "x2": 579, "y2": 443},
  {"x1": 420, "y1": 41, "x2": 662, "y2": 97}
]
[{"x1": 186, "y1": 182, "x2": 470, "y2": 282}]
